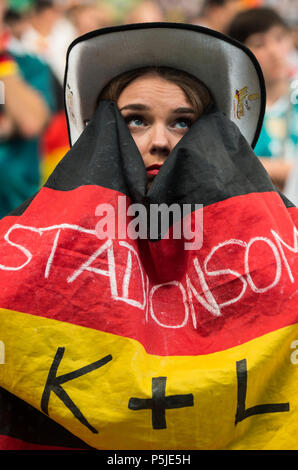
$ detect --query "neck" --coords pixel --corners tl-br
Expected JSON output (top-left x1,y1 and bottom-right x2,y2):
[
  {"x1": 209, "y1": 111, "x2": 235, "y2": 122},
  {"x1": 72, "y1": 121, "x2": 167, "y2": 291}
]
[{"x1": 265, "y1": 79, "x2": 289, "y2": 107}]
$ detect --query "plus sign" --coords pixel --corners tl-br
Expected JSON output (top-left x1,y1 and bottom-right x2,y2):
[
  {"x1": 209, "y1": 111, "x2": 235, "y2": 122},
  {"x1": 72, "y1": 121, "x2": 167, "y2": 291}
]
[{"x1": 128, "y1": 376, "x2": 194, "y2": 429}]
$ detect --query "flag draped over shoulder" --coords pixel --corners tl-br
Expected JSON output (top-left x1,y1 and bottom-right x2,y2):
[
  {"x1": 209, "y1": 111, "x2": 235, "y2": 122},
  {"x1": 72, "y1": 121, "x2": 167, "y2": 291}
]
[{"x1": 0, "y1": 100, "x2": 298, "y2": 450}]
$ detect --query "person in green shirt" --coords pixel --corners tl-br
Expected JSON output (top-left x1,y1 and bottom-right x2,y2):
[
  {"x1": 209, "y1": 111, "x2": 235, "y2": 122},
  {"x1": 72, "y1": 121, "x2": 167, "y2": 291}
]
[{"x1": 0, "y1": 1, "x2": 55, "y2": 218}]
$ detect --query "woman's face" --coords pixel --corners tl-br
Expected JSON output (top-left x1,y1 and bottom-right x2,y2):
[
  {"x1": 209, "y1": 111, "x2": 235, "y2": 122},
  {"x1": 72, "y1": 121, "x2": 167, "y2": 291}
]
[
  {"x1": 245, "y1": 25, "x2": 293, "y2": 85},
  {"x1": 117, "y1": 74, "x2": 198, "y2": 188}
]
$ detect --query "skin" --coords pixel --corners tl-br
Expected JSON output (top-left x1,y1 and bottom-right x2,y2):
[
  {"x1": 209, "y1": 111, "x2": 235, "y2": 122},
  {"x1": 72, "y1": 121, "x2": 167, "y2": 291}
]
[
  {"x1": 245, "y1": 25, "x2": 292, "y2": 95},
  {"x1": 125, "y1": 1, "x2": 164, "y2": 23},
  {"x1": 117, "y1": 74, "x2": 198, "y2": 189},
  {"x1": 69, "y1": 6, "x2": 112, "y2": 36}
]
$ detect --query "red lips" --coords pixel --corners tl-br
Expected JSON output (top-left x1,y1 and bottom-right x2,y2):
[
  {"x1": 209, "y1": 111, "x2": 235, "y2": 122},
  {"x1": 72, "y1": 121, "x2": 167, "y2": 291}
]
[{"x1": 146, "y1": 164, "x2": 163, "y2": 176}]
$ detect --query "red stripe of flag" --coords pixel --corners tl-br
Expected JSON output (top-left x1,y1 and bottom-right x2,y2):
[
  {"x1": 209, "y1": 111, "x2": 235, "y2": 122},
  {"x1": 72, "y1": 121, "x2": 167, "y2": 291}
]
[{"x1": 0, "y1": 186, "x2": 297, "y2": 356}]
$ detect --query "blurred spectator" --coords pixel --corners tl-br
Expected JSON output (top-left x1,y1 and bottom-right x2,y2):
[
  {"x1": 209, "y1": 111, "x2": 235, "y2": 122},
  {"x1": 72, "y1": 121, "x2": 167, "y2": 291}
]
[
  {"x1": 3, "y1": 8, "x2": 29, "y2": 40},
  {"x1": 125, "y1": 0, "x2": 164, "y2": 24},
  {"x1": 263, "y1": 0, "x2": 298, "y2": 77},
  {"x1": 191, "y1": 0, "x2": 242, "y2": 33},
  {"x1": 67, "y1": 3, "x2": 114, "y2": 36},
  {"x1": 227, "y1": 7, "x2": 298, "y2": 191},
  {"x1": 157, "y1": 0, "x2": 202, "y2": 22},
  {"x1": 0, "y1": 0, "x2": 54, "y2": 217},
  {"x1": 21, "y1": 0, "x2": 76, "y2": 85},
  {"x1": 39, "y1": 1, "x2": 115, "y2": 185},
  {"x1": 7, "y1": 0, "x2": 33, "y2": 13}
]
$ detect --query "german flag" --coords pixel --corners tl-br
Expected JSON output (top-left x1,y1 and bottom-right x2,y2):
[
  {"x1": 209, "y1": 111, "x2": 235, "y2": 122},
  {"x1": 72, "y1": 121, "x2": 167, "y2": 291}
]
[
  {"x1": 0, "y1": 101, "x2": 298, "y2": 450},
  {"x1": 40, "y1": 111, "x2": 70, "y2": 185}
]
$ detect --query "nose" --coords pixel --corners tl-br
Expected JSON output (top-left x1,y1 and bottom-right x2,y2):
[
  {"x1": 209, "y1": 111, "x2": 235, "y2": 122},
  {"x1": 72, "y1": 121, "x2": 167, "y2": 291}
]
[{"x1": 149, "y1": 123, "x2": 171, "y2": 158}]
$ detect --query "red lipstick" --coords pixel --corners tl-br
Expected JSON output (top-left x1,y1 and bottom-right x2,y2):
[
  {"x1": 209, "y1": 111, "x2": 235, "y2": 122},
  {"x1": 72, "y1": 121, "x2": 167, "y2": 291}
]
[{"x1": 146, "y1": 164, "x2": 162, "y2": 176}]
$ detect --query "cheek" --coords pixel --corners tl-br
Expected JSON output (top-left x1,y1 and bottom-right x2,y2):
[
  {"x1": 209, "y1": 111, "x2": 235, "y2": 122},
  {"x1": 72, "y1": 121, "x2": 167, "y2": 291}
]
[
  {"x1": 252, "y1": 51, "x2": 274, "y2": 76},
  {"x1": 174, "y1": 133, "x2": 186, "y2": 147},
  {"x1": 280, "y1": 38, "x2": 293, "y2": 56},
  {"x1": 250, "y1": 48, "x2": 267, "y2": 64}
]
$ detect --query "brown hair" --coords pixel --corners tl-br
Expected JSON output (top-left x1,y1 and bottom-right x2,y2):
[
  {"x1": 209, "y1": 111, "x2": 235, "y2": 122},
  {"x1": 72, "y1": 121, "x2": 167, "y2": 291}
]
[
  {"x1": 226, "y1": 7, "x2": 289, "y2": 44},
  {"x1": 98, "y1": 66, "x2": 214, "y2": 117}
]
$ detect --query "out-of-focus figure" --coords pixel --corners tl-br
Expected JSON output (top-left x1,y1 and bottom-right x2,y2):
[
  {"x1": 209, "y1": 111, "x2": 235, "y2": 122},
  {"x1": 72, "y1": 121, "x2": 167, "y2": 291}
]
[
  {"x1": 18, "y1": 0, "x2": 75, "y2": 185},
  {"x1": 156, "y1": 0, "x2": 202, "y2": 23},
  {"x1": 263, "y1": 0, "x2": 298, "y2": 78},
  {"x1": 3, "y1": 8, "x2": 29, "y2": 40},
  {"x1": 0, "y1": 0, "x2": 54, "y2": 217},
  {"x1": 21, "y1": 0, "x2": 76, "y2": 85},
  {"x1": 227, "y1": 7, "x2": 298, "y2": 192},
  {"x1": 35, "y1": 1, "x2": 115, "y2": 185},
  {"x1": 67, "y1": 3, "x2": 114, "y2": 36},
  {"x1": 191, "y1": 0, "x2": 242, "y2": 34},
  {"x1": 124, "y1": 0, "x2": 164, "y2": 24}
]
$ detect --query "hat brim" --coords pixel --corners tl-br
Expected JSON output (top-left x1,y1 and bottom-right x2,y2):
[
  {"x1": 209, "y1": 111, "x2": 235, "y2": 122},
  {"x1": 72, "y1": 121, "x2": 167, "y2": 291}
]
[{"x1": 64, "y1": 22, "x2": 266, "y2": 148}]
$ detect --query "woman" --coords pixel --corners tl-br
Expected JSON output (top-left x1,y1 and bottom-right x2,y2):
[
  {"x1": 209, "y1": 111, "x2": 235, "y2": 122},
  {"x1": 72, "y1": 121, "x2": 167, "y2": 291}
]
[
  {"x1": 0, "y1": 23, "x2": 298, "y2": 451},
  {"x1": 98, "y1": 65, "x2": 213, "y2": 190}
]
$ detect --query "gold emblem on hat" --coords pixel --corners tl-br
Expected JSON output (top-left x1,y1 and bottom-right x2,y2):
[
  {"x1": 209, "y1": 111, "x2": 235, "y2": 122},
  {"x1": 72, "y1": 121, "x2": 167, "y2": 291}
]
[
  {"x1": 66, "y1": 83, "x2": 76, "y2": 125},
  {"x1": 234, "y1": 86, "x2": 259, "y2": 120}
]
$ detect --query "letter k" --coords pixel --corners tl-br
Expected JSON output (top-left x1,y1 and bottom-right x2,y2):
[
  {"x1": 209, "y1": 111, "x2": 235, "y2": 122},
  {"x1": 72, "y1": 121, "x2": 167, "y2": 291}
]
[{"x1": 41, "y1": 347, "x2": 112, "y2": 433}]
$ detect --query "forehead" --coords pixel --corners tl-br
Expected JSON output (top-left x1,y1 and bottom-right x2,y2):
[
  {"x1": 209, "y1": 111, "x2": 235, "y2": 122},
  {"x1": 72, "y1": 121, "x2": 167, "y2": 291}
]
[
  {"x1": 117, "y1": 74, "x2": 191, "y2": 107},
  {"x1": 247, "y1": 24, "x2": 289, "y2": 42}
]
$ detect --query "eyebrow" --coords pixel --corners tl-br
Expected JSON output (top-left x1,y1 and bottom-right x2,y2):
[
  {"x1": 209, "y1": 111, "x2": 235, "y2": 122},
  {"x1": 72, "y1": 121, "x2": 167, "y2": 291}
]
[
  {"x1": 119, "y1": 104, "x2": 195, "y2": 114},
  {"x1": 119, "y1": 104, "x2": 150, "y2": 112},
  {"x1": 173, "y1": 107, "x2": 195, "y2": 114}
]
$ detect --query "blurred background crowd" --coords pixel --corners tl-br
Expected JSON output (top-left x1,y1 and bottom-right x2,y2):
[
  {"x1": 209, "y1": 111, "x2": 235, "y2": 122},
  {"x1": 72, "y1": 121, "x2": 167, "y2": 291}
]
[{"x1": 0, "y1": 0, "x2": 297, "y2": 217}]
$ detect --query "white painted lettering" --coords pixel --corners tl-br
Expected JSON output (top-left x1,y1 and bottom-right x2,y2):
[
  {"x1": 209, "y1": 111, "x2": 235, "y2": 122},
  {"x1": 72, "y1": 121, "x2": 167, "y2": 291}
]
[
  {"x1": 271, "y1": 228, "x2": 298, "y2": 283},
  {"x1": 245, "y1": 237, "x2": 281, "y2": 293},
  {"x1": 204, "y1": 239, "x2": 247, "y2": 308},
  {"x1": 150, "y1": 281, "x2": 189, "y2": 328}
]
